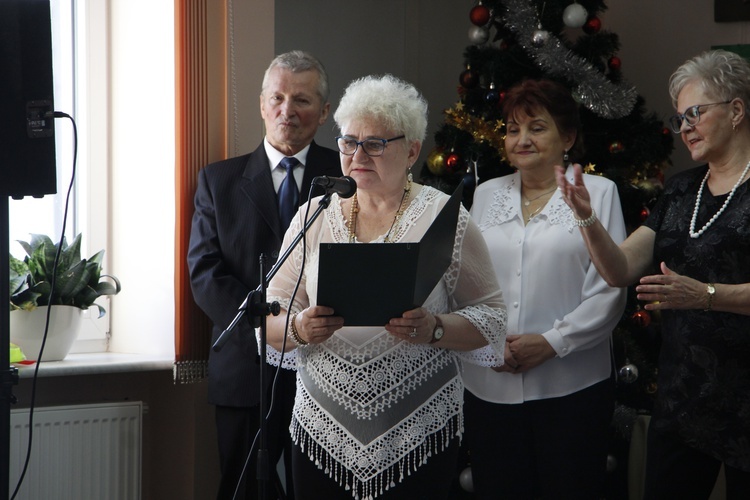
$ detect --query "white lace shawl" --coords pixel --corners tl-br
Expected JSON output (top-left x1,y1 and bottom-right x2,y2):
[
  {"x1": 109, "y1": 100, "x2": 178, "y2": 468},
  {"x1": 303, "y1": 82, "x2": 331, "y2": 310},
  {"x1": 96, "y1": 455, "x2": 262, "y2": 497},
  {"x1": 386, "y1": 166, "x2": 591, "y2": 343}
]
[{"x1": 262, "y1": 186, "x2": 506, "y2": 499}]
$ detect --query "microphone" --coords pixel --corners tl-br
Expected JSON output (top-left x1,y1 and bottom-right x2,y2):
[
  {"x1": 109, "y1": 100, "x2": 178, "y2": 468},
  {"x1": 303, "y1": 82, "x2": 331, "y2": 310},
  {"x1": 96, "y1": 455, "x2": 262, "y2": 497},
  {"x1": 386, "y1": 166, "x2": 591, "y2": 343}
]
[{"x1": 313, "y1": 176, "x2": 357, "y2": 198}]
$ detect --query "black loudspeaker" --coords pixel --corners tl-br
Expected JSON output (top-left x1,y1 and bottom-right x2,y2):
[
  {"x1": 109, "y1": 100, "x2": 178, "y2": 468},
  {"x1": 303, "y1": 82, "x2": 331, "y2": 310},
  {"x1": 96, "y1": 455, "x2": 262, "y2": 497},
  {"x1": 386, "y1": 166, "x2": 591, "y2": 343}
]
[{"x1": 0, "y1": 0, "x2": 57, "y2": 198}]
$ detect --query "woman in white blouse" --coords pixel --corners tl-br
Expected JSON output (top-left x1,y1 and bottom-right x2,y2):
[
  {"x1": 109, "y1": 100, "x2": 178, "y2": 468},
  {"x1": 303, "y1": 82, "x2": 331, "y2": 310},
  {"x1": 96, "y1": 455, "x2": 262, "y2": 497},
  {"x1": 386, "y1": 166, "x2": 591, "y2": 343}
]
[
  {"x1": 464, "y1": 79, "x2": 626, "y2": 500},
  {"x1": 263, "y1": 74, "x2": 507, "y2": 500}
]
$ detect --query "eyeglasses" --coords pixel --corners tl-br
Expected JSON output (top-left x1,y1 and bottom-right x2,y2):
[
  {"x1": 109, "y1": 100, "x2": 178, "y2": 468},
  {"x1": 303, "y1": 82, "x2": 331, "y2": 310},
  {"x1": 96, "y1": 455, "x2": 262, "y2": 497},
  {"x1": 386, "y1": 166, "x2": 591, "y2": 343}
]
[
  {"x1": 668, "y1": 101, "x2": 731, "y2": 133},
  {"x1": 335, "y1": 135, "x2": 405, "y2": 156}
]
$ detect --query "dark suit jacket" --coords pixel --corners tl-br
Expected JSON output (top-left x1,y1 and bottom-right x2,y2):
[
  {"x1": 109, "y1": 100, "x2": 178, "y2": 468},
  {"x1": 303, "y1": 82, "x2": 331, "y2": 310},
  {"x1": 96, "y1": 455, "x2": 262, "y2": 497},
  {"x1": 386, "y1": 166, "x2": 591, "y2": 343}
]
[{"x1": 188, "y1": 141, "x2": 341, "y2": 407}]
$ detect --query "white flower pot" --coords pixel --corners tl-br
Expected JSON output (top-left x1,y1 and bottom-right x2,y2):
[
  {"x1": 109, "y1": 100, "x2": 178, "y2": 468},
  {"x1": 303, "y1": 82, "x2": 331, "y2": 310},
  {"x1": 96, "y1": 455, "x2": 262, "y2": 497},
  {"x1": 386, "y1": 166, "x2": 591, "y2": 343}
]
[{"x1": 10, "y1": 306, "x2": 83, "y2": 361}]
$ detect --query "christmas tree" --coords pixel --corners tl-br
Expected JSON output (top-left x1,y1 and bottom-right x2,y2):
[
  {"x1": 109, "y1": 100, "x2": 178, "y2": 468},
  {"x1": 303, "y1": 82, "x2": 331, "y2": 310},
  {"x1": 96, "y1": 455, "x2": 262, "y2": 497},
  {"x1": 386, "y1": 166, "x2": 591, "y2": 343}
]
[{"x1": 419, "y1": 1, "x2": 675, "y2": 498}]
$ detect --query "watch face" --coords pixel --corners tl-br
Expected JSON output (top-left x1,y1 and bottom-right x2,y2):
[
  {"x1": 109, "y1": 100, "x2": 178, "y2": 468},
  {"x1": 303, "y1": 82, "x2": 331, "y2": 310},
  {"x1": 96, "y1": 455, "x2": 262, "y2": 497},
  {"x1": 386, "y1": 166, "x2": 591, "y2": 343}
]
[
  {"x1": 434, "y1": 327, "x2": 444, "y2": 340},
  {"x1": 708, "y1": 284, "x2": 716, "y2": 294}
]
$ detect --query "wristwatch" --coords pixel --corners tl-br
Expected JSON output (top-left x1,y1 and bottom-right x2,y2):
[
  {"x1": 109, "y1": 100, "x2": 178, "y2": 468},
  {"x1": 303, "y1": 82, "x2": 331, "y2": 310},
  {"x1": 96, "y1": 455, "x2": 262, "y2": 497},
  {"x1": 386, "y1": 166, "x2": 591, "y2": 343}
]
[
  {"x1": 430, "y1": 316, "x2": 444, "y2": 344},
  {"x1": 705, "y1": 283, "x2": 716, "y2": 311}
]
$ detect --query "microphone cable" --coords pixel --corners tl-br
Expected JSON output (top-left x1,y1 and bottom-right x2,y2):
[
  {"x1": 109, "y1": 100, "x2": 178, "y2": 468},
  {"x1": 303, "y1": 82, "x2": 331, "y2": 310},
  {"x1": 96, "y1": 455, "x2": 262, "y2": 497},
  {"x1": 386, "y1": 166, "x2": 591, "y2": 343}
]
[{"x1": 12, "y1": 111, "x2": 77, "y2": 500}]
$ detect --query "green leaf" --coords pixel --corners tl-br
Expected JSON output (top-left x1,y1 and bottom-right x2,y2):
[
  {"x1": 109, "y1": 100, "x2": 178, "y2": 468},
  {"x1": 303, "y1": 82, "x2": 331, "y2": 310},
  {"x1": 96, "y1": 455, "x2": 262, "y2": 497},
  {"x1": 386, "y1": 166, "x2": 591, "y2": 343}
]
[
  {"x1": 56, "y1": 260, "x2": 91, "y2": 304},
  {"x1": 9, "y1": 254, "x2": 29, "y2": 296},
  {"x1": 10, "y1": 233, "x2": 121, "y2": 313}
]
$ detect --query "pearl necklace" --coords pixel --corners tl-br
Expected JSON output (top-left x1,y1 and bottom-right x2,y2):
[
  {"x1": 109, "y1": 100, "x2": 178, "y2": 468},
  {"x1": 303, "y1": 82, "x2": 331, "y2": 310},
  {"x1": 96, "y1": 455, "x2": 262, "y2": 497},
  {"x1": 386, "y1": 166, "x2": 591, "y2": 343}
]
[
  {"x1": 348, "y1": 178, "x2": 412, "y2": 243},
  {"x1": 689, "y1": 160, "x2": 750, "y2": 238}
]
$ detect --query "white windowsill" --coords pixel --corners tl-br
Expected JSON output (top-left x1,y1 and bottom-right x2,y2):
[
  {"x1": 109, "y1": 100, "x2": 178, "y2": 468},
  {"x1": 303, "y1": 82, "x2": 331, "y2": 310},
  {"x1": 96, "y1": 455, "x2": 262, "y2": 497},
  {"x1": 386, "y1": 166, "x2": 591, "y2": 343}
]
[{"x1": 13, "y1": 352, "x2": 174, "y2": 379}]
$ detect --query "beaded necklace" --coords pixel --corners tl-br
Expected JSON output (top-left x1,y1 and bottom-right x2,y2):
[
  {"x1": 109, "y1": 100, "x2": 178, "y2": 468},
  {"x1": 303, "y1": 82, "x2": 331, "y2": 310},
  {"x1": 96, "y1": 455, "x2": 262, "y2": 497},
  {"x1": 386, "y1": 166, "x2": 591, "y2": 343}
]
[
  {"x1": 689, "y1": 160, "x2": 750, "y2": 238},
  {"x1": 348, "y1": 178, "x2": 412, "y2": 243}
]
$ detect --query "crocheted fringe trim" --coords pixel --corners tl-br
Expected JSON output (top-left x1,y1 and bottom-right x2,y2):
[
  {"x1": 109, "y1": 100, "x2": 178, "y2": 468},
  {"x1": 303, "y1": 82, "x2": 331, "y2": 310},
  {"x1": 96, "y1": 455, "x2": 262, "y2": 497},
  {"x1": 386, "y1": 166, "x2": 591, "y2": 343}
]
[
  {"x1": 173, "y1": 359, "x2": 208, "y2": 384},
  {"x1": 291, "y1": 416, "x2": 461, "y2": 500}
]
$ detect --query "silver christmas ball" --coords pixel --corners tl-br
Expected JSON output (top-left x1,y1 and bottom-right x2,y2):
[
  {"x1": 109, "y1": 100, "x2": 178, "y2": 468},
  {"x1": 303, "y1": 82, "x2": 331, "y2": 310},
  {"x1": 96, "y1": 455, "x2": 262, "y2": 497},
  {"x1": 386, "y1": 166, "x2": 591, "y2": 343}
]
[
  {"x1": 618, "y1": 363, "x2": 639, "y2": 383},
  {"x1": 459, "y1": 466, "x2": 474, "y2": 492},
  {"x1": 468, "y1": 25, "x2": 490, "y2": 45},
  {"x1": 531, "y1": 29, "x2": 550, "y2": 47},
  {"x1": 563, "y1": 3, "x2": 588, "y2": 28}
]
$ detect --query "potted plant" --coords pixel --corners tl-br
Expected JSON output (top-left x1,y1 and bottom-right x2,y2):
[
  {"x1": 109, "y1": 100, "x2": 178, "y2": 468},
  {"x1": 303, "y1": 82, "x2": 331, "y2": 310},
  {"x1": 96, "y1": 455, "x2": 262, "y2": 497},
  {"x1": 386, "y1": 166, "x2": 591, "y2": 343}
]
[{"x1": 9, "y1": 233, "x2": 121, "y2": 361}]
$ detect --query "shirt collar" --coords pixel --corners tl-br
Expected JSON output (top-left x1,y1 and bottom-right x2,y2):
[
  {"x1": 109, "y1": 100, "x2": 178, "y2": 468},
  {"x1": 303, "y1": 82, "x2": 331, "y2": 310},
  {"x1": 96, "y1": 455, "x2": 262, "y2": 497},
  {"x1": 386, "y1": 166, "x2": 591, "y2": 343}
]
[{"x1": 264, "y1": 138, "x2": 311, "y2": 172}]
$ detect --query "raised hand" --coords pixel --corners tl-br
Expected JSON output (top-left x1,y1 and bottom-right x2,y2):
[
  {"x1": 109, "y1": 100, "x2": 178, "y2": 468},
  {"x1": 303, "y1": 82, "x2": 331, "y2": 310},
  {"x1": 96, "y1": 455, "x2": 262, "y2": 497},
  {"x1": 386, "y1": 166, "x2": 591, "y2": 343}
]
[{"x1": 555, "y1": 164, "x2": 593, "y2": 219}]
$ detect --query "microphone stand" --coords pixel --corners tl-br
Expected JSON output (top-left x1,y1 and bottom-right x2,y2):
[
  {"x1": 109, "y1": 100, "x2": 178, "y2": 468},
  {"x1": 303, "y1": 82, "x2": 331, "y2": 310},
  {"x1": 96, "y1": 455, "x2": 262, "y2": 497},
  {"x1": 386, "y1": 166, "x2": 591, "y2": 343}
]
[
  {"x1": 212, "y1": 191, "x2": 333, "y2": 352},
  {"x1": 212, "y1": 191, "x2": 334, "y2": 499},
  {"x1": 254, "y1": 255, "x2": 273, "y2": 500}
]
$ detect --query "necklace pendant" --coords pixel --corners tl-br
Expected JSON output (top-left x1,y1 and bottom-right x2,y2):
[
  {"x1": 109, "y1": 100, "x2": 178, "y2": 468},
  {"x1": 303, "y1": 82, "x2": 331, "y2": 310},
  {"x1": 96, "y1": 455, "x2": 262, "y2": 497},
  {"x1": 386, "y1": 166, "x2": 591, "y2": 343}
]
[{"x1": 524, "y1": 200, "x2": 530, "y2": 206}]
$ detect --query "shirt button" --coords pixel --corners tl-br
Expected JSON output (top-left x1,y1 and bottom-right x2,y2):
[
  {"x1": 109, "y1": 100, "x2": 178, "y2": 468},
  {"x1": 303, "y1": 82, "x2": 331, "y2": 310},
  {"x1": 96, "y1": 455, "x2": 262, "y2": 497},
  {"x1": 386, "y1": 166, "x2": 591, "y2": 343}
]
[{"x1": 513, "y1": 302, "x2": 519, "y2": 308}]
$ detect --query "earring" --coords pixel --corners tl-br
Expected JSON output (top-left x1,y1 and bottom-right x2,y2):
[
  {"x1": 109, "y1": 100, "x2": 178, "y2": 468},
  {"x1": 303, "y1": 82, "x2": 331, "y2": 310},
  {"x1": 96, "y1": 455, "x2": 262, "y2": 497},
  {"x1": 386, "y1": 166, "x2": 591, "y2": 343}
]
[
  {"x1": 407, "y1": 167, "x2": 413, "y2": 183},
  {"x1": 733, "y1": 122, "x2": 737, "y2": 132},
  {"x1": 563, "y1": 150, "x2": 569, "y2": 162}
]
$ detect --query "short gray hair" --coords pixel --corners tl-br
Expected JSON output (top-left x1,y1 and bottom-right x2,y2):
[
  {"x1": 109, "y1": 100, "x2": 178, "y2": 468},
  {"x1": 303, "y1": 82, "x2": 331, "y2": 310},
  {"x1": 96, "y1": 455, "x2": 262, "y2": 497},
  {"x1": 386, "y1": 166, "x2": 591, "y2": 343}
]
[
  {"x1": 669, "y1": 49, "x2": 750, "y2": 108},
  {"x1": 333, "y1": 74, "x2": 428, "y2": 143},
  {"x1": 262, "y1": 50, "x2": 329, "y2": 102}
]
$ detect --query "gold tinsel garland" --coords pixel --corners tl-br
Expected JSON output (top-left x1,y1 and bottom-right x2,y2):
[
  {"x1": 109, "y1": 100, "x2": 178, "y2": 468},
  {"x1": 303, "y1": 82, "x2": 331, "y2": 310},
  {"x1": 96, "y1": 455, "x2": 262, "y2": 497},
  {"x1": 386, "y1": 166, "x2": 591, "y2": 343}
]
[{"x1": 444, "y1": 102, "x2": 506, "y2": 160}]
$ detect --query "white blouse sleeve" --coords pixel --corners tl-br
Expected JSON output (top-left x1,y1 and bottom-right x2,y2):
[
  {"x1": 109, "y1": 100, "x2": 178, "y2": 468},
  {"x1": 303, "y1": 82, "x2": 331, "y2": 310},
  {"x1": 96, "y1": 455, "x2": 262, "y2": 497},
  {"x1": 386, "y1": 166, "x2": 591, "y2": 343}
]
[
  {"x1": 541, "y1": 178, "x2": 627, "y2": 356},
  {"x1": 450, "y1": 207, "x2": 507, "y2": 366},
  {"x1": 256, "y1": 205, "x2": 321, "y2": 369}
]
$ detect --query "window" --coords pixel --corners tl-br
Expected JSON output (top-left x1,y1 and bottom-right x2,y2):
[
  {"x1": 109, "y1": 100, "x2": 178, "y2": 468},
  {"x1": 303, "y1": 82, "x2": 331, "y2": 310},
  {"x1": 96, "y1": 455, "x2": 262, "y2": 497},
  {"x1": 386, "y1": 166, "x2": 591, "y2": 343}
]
[
  {"x1": 10, "y1": 0, "x2": 176, "y2": 358},
  {"x1": 8, "y1": 0, "x2": 111, "y2": 353}
]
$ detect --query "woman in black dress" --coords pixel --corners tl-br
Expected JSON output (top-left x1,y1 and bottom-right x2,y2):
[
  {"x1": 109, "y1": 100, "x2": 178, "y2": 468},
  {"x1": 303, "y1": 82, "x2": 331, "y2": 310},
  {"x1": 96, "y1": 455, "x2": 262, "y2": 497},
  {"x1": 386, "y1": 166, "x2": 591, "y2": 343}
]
[{"x1": 557, "y1": 49, "x2": 750, "y2": 499}]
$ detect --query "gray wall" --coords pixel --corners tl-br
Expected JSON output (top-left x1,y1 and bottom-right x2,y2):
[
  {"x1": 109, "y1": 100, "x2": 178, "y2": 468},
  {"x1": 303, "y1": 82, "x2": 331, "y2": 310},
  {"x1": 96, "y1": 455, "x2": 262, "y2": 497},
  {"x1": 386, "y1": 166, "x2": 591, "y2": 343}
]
[
  {"x1": 231, "y1": 0, "x2": 468, "y2": 166},
  {"x1": 274, "y1": 0, "x2": 468, "y2": 167},
  {"x1": 606, "y1": 0, "x2": 750, "y2": 176}
]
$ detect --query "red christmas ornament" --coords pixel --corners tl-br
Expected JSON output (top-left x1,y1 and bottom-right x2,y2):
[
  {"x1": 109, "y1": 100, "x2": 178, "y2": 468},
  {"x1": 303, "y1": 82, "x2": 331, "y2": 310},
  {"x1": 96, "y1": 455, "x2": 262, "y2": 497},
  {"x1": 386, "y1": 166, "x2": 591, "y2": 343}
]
[
  {"x1": 446, "y1": 153, "x2": 461, "y2": 173},
  {"x1": 608, "y1": 56, "x2": 622, "y2": 71},
  {"x1": 460, "y1": 68, "x2": 479, "y2": 89},
  {"x1": 470, "y1": 4, "x2": 491, "y2": 26},
  {"x1": 608, "y1": 141, "x2": 624, "y2": 153},
  {"x1": 640, "y1": 207, "x2": 650, "y2": 222},
  {"x1": 583, "y1": 16, "x2": 602, "y2": 35},
  {"x1": 631, "y1": 309, "x2": 651, "y2": 328}
]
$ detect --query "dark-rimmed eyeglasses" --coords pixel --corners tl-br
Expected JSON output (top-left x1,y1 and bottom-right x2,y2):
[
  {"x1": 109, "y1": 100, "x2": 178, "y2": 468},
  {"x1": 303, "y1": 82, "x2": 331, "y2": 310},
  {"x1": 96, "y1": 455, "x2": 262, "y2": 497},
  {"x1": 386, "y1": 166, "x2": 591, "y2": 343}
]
[
  {"x1": 335, "y1": 135, "x2": 405, "y2": 156},
  {"x1": 668, "y1": 101, "x2": 731, "y2": 133}
]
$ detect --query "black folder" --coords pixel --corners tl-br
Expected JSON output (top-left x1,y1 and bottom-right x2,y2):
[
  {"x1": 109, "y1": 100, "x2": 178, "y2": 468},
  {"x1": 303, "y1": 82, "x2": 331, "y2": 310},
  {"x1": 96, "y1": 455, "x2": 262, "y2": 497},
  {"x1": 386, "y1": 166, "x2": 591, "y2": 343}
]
[{"x1": 317, "y1": 184, "x2": 462, "y2": 326}]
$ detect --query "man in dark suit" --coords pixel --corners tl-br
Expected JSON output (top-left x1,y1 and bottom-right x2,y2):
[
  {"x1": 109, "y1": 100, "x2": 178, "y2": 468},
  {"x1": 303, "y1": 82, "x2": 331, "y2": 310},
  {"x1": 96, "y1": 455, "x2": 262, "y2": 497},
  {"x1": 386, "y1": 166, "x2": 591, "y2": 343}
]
[{"x1": 188, "y1": 51, "x2": 341, "y2": 500}]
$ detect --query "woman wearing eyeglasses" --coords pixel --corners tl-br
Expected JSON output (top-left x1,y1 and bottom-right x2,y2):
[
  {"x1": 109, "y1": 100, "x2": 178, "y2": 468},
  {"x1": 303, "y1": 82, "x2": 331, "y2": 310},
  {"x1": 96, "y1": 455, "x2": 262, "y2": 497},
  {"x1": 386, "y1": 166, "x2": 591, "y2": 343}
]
[
  {"x1": 262, "y1": 74, "x2": 507, "y2": 500},
  {"x1": 557, "y1": 49, "x2": 750, "y2": 498}
]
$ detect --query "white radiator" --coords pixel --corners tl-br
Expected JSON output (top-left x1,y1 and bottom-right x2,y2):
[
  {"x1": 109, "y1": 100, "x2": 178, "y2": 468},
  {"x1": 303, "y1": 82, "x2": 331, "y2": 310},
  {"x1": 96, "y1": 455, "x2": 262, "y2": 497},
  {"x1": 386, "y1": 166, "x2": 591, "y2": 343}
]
[{"x1": 9, "y1": 401, "x2": 142, "y2": 500}]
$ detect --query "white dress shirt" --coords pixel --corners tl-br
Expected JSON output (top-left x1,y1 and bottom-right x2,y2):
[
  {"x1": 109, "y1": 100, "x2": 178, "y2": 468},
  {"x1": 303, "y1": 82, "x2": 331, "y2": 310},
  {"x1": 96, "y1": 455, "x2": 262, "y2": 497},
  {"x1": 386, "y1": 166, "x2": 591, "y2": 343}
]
[
  {"x1": 264, "y1": 138, "x2": 309, "y2": 192},
  {"x1": 463, "y1": 165, "x2": 627, "y2": 403}
]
